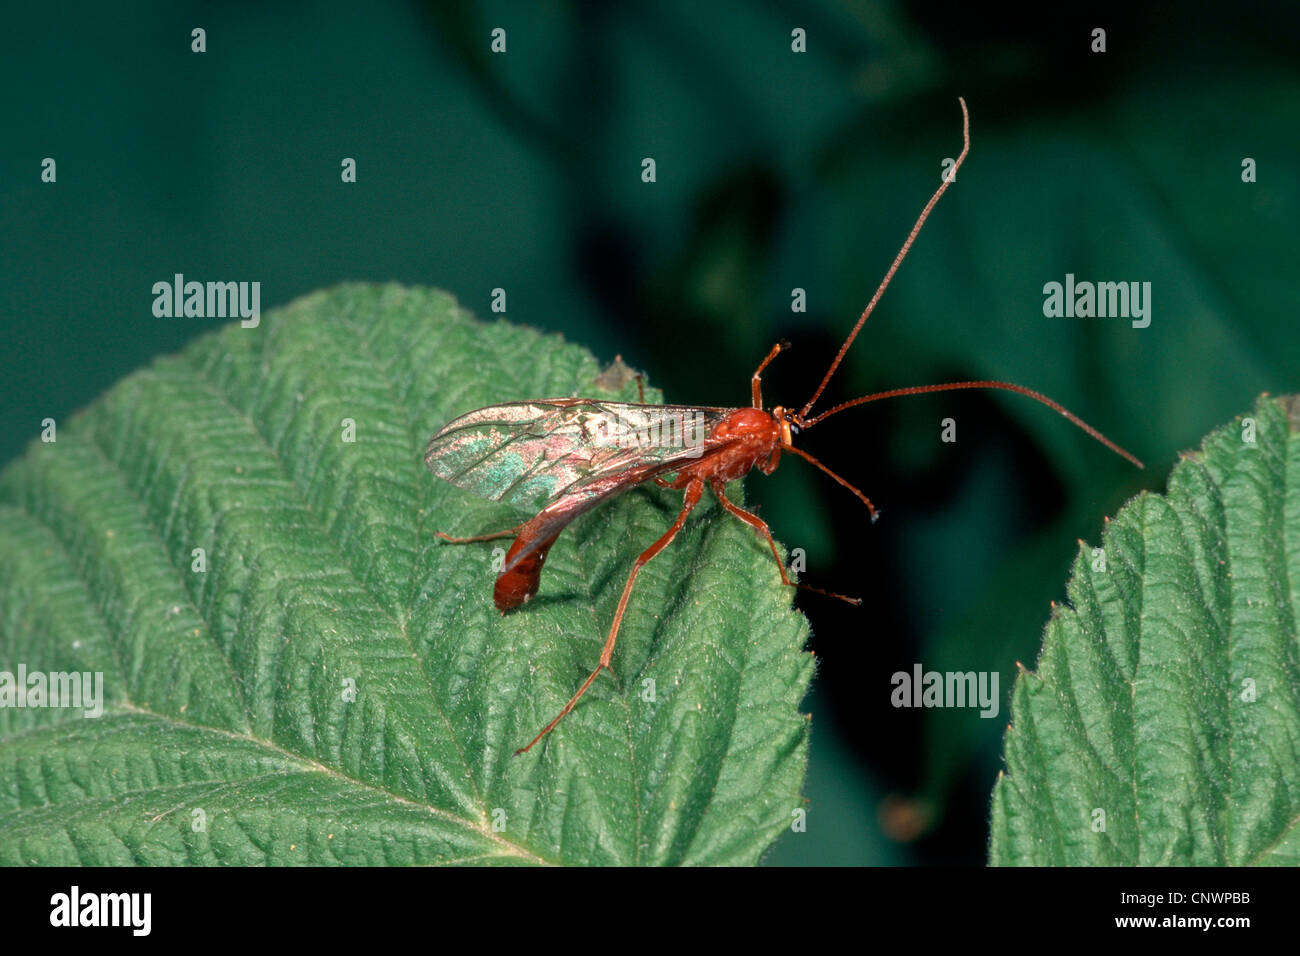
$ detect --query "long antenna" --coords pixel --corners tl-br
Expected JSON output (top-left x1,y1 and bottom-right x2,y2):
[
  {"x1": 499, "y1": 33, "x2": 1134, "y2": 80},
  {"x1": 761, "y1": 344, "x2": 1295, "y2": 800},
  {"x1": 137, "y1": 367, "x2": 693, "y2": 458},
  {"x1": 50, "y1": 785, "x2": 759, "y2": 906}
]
[
  {"x1": 799, "y1": 97, "x2": 971, "y2": 421},
  {"x1": 804, "y1": 380, "x2": 1145, "y2": 469}
]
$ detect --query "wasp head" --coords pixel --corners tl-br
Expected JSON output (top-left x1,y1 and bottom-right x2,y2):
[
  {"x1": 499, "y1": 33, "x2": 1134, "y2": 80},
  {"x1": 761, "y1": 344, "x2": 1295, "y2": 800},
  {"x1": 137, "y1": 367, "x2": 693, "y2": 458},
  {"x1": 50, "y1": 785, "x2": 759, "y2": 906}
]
[{"x1": 770, "y1": 406, "x2": 805, "y2": 446}]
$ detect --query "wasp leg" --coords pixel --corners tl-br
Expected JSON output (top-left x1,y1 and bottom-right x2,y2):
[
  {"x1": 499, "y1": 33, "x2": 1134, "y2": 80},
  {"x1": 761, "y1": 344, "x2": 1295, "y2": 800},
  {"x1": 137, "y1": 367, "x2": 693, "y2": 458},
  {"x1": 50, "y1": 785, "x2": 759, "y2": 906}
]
[
  {"x1": 435, "y1": 523, "x2": 524, "y2": 543},
  {"x1": 710, "y1": 480, "x2": 861, "y2": 605},
  {"x1": 515, "y1": 478, "x2": 705, "y2": 754}
]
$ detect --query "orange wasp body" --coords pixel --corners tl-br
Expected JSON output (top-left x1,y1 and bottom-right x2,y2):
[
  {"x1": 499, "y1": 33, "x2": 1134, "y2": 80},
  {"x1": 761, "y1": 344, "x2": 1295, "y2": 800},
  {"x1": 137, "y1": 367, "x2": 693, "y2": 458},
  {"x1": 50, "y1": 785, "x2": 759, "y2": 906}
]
[{"x1": 426, "y1": 98, "x2": 1142, "y2": 754}]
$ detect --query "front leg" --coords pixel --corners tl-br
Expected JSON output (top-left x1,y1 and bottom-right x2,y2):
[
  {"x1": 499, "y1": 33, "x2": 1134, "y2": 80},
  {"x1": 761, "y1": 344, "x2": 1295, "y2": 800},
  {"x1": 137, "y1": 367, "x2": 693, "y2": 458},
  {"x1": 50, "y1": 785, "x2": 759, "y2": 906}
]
[
  {"x1": 709, "y1": 480, "x2": 861, "y2": 605},
  {"x1": 750, "y1": 340, "x2": 792, "y2": 409}
]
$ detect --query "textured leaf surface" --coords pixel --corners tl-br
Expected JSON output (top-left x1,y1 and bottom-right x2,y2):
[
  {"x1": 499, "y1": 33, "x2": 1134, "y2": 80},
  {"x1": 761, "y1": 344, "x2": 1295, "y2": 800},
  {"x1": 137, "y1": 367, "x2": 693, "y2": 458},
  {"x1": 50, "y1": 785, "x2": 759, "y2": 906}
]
[
  {"x1": 990, "y1": 395, "x2": 1300, "y2": 865},
  {"x1": 0, "y1": 284, "x2": 813, "y2": 865}
]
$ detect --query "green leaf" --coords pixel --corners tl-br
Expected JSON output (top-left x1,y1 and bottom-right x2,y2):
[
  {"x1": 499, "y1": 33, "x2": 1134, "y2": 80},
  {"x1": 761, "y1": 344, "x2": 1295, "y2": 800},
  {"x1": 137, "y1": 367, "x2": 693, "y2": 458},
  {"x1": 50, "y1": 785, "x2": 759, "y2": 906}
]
[
  {"x1": 0, "y1": 284, "x2": 813, "y2": 866},
  {"x1": 990, "y1": 395, "x2": 1300, "y2": 865}
]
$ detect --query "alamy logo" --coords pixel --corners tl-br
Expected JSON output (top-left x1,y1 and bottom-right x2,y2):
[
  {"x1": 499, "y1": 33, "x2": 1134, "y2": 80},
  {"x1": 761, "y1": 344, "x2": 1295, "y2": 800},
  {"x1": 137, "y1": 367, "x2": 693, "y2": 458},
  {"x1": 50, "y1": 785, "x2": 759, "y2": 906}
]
[
  {"x1": 595, "y1": 410, "x2": 708, "y2": 458},
  {"x1": 50, "y1": 886, "x2": 151, "y2": 936},
  {"x1": 1042, "y1": 273, "x2": 1151, "y2": 328},
  {"x1": 890, "y1": 664, "x2": 999, "y2": 718},
  {"x1": 152, "y1": 274, "x2": 261, "y2": 327},
  {"x1": 0, "y1": 665, "x2": 104, "y2": 718}
]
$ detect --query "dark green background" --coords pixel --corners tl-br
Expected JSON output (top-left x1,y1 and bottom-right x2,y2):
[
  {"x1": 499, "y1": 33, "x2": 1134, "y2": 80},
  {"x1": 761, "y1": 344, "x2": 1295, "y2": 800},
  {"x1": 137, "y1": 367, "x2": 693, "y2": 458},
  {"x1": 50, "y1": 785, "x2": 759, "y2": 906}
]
[{"x1": 3, "y1": 1, "x2": 1297, "y2": 864}]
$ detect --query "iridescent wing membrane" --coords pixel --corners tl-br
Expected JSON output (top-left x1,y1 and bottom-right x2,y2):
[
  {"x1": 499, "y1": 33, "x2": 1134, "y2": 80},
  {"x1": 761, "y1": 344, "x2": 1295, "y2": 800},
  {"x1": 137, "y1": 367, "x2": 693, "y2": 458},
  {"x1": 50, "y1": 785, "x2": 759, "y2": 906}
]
[
  {"x1": 426, "y1": 400, "x2": 739, "y2": 605},
  {"x1": 425, "y1": 399, "x2": 734, "y2": 513}
]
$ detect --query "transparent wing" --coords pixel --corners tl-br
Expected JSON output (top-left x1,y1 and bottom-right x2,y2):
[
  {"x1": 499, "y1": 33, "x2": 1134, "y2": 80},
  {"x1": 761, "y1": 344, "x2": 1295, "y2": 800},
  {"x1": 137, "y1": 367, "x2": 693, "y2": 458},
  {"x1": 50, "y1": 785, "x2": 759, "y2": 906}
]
[{"x1": 424, "y1": 399, "x2": 735, "y2": 512}]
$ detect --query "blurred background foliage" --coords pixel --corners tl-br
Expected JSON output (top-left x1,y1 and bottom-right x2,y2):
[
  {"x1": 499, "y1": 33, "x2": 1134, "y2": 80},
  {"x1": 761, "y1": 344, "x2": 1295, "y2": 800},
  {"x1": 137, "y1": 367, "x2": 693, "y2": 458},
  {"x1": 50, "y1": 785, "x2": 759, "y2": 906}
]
[{"x1": 3, "y1": 1, "x2": 1297, "y2": 864}]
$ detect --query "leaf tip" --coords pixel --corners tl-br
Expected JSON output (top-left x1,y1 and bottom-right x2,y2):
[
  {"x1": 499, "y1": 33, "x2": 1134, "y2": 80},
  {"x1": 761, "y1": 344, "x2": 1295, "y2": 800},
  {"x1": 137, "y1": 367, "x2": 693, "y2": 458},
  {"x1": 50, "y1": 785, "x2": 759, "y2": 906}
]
[{"x1": 1277, "y1": 394, "x2": 1300, "y2": 432}]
